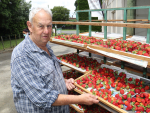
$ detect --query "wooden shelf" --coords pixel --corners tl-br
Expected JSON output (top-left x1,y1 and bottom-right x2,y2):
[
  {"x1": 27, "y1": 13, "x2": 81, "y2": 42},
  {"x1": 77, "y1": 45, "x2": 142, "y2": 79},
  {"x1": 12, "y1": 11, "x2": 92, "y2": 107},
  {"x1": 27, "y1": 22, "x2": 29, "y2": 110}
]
[
  {"x1": 87, "y1": 45, "x2": 150, "y2": 68},
  {"x1": 52, "y1": 21, "x2": 150, "y2": 28},
  {"x1": 50, "y1": 38, "x2": 150, "y2": 68}
]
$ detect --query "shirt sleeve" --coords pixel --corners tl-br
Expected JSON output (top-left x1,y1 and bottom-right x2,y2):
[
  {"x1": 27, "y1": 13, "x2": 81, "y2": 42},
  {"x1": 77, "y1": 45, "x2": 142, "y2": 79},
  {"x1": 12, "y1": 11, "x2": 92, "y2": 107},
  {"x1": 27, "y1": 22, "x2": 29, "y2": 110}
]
[{"x1": 11, "y1": 55, "x2": 59, "y2": 110}]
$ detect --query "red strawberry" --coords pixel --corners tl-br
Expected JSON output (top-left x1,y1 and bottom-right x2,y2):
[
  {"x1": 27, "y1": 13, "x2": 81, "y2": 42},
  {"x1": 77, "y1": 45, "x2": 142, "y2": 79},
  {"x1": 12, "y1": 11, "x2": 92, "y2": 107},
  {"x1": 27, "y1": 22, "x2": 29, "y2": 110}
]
[
  {"x1": 146, "y1": 108, "x2": 150, "y2": 113},
  {"x1": 128, "y1": 78, "x2": 132, "y2": 81},
  {"x1": 124, "y1": 100, "x2": 130, "y2": 106},
  {"x1": 120, "y1": 89, "x2": 124, "y2": 94},
  {"x1": 145, "y1": 85, "x2": 150, "y2": 90},
  {"x1": 143, "y1": 92, "x2": 149, "y2": 98},
  {"x1": 77, "y1": 79, "x2": 81, "y2": 84},
  {"x1": 131, "y1": 97, "x2": 136, "y2": 102},
  {"x1": 137, "y1": 106, "x2": 144, "y2": 112},
  {"x1": 126, "y1": 104, "x2": 133, "y2": 110},
  {"x1": 137, "y1": 50, "x2": 143, "y2": 55},
  {"x1": 122, "y1": 95, "x2": 127, "y2": 100},
  {"x1": 144, "y1": 52, "x2": 149, "y2": 56},
  {"x1": 118, "y1": 104, "x2": 123, "y2": 109},
  {"x1": 141, "y1": 99, "x2": 145, "y2": 104},
  {"x1": 116, "y1": 87, "x2": 120, "y2": 91},
  {"x1": 135, "y1": 88, "x2": 141, "y2": 94},
  {"x1": 141, "y1": 88, "x2": 145, "y2": 92},
  {"x1": 111, "y1": 83, "x2": 116, "y2": 88},
  {"x1": 115, "y1": 94, "x2": 120, "y2": 99},
  {"x1": 106, "y1": 85, "x2": 110, "y2": 89},
  {"x1": 127, "y1": 98, "x2": 132, "y2": 103}
]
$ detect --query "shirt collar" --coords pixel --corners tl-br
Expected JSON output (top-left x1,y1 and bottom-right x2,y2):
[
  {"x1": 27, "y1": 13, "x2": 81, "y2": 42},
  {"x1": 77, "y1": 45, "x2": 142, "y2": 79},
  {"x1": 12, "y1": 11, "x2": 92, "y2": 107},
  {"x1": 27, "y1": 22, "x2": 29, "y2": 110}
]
[{"x1": 25, "y1": 34, "x2": 50, "y2": 53}]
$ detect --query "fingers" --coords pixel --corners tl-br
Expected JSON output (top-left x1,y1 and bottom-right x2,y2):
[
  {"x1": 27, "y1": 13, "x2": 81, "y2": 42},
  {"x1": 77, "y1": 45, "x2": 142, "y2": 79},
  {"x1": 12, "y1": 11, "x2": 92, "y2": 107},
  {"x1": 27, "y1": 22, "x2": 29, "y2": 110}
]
[
  {"x1": 68, "y1": 78, "x2": 75, "y2": 83},
  {"x1": 81, "y1": 93, "x2": 99, "y2": 105},
  {"x1": 66, "y1": 82, "x2": 75, "y2": 90}
]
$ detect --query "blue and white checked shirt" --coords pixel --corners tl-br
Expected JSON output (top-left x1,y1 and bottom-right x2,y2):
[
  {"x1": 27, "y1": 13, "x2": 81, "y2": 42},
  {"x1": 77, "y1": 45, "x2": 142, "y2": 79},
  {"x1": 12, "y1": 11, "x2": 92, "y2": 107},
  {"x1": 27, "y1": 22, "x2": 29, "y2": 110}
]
[{"x1": 11, "y1": 34, "x2": 69, "y2": 113}]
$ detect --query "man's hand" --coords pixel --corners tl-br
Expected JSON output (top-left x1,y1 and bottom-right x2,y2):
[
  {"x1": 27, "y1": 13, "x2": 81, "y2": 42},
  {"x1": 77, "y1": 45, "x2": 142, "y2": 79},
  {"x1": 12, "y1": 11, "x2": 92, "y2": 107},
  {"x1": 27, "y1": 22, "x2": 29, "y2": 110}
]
[
  {"x1": 65, "y1": 78, "x2": 75, "y2": 90},
  {"x1": 79, "y1": 93, "x2": 99, "y2": 105}
]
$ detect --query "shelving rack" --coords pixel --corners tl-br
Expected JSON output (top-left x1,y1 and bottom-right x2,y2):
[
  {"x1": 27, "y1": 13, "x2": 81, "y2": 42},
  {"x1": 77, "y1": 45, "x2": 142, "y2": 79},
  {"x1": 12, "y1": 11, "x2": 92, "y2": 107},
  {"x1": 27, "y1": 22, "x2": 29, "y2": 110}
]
[
  {"x1": 51, "y1": 5, "x2": 150, "y2": 113},
  {"x1": 52, "y1": 5, "x2": 150, "y2": 77}
]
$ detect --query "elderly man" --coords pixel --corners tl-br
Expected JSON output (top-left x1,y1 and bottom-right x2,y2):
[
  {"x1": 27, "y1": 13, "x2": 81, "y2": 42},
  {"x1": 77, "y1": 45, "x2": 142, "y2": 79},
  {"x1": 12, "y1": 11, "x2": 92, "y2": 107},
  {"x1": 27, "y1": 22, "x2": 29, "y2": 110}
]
[{"x1": 11, "y1": 7, "x2": 99, "y2": 113}]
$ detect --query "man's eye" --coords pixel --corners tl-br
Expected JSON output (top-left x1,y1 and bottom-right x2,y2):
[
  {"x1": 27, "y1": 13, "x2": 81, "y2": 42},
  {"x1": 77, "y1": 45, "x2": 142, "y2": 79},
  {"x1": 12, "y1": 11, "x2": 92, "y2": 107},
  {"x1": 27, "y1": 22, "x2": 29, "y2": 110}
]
[
  {"x1": 47, "y1": 25, "x2": 52, "y2": 28},
  {"x1": 39, "y1": 26, "x2": 43, "y2": 28}
]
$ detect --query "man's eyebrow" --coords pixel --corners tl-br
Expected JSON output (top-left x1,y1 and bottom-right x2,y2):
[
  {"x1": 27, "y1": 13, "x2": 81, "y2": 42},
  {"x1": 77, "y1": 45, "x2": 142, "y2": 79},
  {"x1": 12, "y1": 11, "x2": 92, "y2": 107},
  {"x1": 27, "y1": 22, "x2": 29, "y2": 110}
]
[{"x1": 38, "y1": 23, "x2": 52, "y2": 25}]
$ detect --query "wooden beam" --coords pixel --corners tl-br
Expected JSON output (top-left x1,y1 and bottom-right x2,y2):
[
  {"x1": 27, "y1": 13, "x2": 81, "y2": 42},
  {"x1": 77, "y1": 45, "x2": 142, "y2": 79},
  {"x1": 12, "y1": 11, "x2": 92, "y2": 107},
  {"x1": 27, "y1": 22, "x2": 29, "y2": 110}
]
[
  {"x1": 78, "y1": 19, "x2": 149, "y2": 22},
  {"x1": 52, "y1": 21, "x2": 150, "y2": 28}
]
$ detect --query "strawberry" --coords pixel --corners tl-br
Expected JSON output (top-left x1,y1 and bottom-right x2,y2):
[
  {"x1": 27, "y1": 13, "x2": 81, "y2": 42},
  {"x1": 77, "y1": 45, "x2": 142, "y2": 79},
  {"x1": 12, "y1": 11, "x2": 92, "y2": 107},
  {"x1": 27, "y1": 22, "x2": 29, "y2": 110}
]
[
  {"x1": 129, "y1": 91, "x2": 135, "y2": 95},
  {"x1": 146, "y1": 108, "x2": 150, "y2": 113},
  {"x1": 116, "y1": 86, "x2": 120, "y2": 91},
  {"x1": 140, "y1": 93, "x2": 144, "y2": 98},
  {"x1": 77, "y1": 79, "x2": 80, "y2": 84},
  {"x1": 140, "y1": 88, "x2": 145, "y2": 92},
  {"x1": 143, "y1": 92, "x2": 149, "y2": 98},
  {"x1": 137, "y1": 50, "x2": 143, "y2": 55},
  {"x1": 144, "y1": 52, "x2": 149, "y2": 56},
  {"x1": 137, "y1": 106, "x2": 144, "y2": 112},
  {"x1": 135, "y1": 88, "x2": 141, "y2": 94},
  {"x1": 145, "y1": 85, "x2": 150, "y2": 90},
  {"x1": 124, "y1": 100, "x2": 130, "y2": 106},
  {"x1": 106, "y1": 84, "x2": 110, "y2": 89},
  {"x1": 127, "y1": 98, "x2": 132, "y2": 103},
  {"x1": 122, "y1": 95, "x2": 127, "y2": 100},
  {"x1": 120, "y1": 89, "x2": 124, "y2": 95},
  {"x1": 131, "y1": 97, "x2": 136, "y2": 102},
  {"x1": 141, "y1": 99, "x2": 145, "y2": 104},
  {"x1": 128, "y1": 78, "x2": 132, "y2": 81},
  {"x1": 118, "y1": 104, "x2": 123, "y2": 109},
  {"x1": 115, "y1": 94, "x2": 120, "y2": 99},
  {"x1": 111, "y1": 83, "x2": 116, "y2": 88},
  {"x1": 136, "y1": 97, "x2": 142, "y2": 103},
  {"x1": 126, "y1": 104, "x2": 133, "y2": 110}
]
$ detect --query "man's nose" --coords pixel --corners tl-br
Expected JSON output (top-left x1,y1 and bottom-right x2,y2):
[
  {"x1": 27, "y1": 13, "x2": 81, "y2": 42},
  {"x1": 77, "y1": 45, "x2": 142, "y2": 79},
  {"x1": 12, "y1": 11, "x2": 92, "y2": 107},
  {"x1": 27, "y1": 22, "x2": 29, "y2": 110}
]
[{"x1": 43, "y1": 27, "x2": 48, "y2": 34}]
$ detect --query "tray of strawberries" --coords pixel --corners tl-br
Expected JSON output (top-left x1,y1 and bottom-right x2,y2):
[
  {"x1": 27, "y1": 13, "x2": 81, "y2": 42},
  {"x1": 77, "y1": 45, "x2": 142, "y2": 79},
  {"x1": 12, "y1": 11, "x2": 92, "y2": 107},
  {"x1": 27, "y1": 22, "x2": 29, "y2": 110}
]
[
  {"x1": 74, "y1": 64, "x2": 150, "y2": 113},
  {"x1": 50, "y1": 35, "x2": 88, "y2": 50},
  {"x1": 68, "y1": 88, "x2": 111, "y2": 113},
  {"x1": 57, "y1": 53, "x2": 102, "y2": 73}
]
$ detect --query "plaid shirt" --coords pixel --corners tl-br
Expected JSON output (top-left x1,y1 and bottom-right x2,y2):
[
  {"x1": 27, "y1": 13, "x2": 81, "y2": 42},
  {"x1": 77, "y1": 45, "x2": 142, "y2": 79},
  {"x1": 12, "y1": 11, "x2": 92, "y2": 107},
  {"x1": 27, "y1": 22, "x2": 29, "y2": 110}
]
[{"x1": 11, "y1": 34, "x2": 69, "y2": 113}]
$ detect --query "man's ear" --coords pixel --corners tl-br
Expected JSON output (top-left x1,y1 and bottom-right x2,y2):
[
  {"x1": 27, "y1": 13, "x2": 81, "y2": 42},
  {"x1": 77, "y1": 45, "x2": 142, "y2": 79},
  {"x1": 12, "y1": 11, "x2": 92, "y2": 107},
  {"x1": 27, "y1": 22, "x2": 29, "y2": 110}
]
[{"x1": 27, "y1": 21, "x2": 32, "y2": 33}]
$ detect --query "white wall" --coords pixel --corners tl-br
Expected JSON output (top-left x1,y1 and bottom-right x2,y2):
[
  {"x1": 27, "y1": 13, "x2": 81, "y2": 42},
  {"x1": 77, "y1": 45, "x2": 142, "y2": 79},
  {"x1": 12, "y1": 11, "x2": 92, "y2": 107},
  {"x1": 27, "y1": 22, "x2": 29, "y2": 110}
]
[
  {"x1": 135, "y1": 0, "x2": 150, "y2": 36},
  {"x1": 102, "y1": 0, "x2": 125, "y2": 34},
  {"x1": 102, "y1": 0, "x2": 150, "y2": 36}
]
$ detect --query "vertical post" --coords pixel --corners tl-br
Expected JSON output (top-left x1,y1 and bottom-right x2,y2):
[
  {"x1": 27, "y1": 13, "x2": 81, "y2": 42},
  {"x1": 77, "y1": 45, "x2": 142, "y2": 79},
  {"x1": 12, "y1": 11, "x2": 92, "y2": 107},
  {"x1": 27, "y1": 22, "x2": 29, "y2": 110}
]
[
  {"x1": 89, "y1": 11, "x2": 92, "y2": 57},
  {"x1": 123, "y1": 9, "x2": 127, "y2": 40},
  {"x1": 9, "y1": 35, "x2": 12, "y2": 48},
  {"x1": 143, "y1": 68, "x2": 147, "y2": 78},
  {"x1": 55, "y1": 25, "x2": 57, "y2": 36},
  {"x1": 122, "y1": 9, "x2": 127, "y2": 69},
  {"x1": 104, "y1": 10, "x2": 107, "y2": 39},
  {"x1": 76, "y1": 12, "x2": 79, "y2": 53},
  {"x1": 121, "y1": 61, "x2": 124, "y2": 69},
  {"x1": 104, "y1": 57, "x2": 106, "y2": 64},
  {"x1": 104, "y1": 10, "x2": 107, "y2": 63},
  {"x1": 146, "y1": 8, "x2": 150, "y2": 44},
  {"x1": 15, "y1": 34, "x2": 17, "y2": 46},
  {"x1": 89, "y1": 11, "x2": 92, "y2": 37},
  {"x1": 76, "y1": 12, "x2": 79, "y2": 35},
  {"x1": 1, "y1": 36, "x2": 5, "y2": 50}
]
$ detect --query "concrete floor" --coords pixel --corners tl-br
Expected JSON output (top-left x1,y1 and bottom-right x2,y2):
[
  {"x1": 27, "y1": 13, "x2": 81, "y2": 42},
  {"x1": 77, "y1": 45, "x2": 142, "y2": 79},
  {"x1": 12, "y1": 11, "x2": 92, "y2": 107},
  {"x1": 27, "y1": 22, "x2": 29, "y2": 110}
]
[{"x1": 0, "y1": 42, "x2": 76, "y2": 113}]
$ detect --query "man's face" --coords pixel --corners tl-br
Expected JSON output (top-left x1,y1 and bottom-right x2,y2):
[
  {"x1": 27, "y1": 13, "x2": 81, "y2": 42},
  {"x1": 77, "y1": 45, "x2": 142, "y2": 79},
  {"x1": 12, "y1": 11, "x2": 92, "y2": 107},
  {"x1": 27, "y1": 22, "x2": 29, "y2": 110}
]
[{"x1": 28, "y1": 10, "x2": 52, "y2": 46}]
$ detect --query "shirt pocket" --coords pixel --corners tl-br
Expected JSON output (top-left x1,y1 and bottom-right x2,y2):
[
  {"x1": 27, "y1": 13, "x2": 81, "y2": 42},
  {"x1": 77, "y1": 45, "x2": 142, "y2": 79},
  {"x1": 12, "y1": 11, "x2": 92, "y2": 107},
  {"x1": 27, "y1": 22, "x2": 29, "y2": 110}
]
[{"x1": 40, "y1": 67, "x2": 55, "y2": 86}]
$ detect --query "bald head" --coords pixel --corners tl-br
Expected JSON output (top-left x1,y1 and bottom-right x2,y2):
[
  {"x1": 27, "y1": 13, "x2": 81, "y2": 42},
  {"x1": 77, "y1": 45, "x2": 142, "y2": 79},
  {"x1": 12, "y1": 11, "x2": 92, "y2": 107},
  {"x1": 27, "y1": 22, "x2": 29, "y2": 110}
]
[{"x1": 29, "y1": 7, "x2": 52, "y2": 24}]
